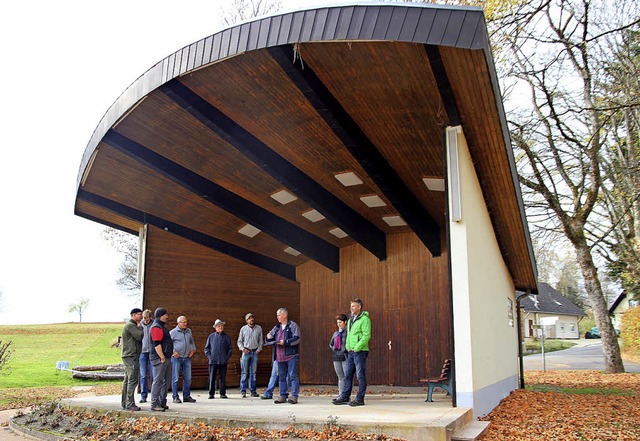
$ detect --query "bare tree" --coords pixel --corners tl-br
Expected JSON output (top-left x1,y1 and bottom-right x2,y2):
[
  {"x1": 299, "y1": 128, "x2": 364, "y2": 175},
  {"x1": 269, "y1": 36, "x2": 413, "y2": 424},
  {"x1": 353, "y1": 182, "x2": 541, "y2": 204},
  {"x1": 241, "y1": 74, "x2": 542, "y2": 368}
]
[
  {"x1": 68, "y1": 297, "x2": 90, "y2": 323},
  {"x1": 102, "y1": 228, "x2": 141, "y2": 297},
  {"x1": 220, "y1": 0, "x2": 282, "y2": 27},
  {"x1": 493, "y1": 0, "x2": 639, "y2": 373}
]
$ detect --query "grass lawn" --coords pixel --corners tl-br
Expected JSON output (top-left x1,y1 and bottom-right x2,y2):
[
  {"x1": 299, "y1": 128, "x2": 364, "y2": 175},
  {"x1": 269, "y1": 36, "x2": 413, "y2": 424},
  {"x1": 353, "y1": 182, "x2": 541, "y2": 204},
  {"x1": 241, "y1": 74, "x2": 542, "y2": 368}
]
[
  {"x1": 524, "y1": 339, "x2": 576, "y2": 355},
  {"x1": 0, "y1": 322, "x2": 123, "y2": 389}
]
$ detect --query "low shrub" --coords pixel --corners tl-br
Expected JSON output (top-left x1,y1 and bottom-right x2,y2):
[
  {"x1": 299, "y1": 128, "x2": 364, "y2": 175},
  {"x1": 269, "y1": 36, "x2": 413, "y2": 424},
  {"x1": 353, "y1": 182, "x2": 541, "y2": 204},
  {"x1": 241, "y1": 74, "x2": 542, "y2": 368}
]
[{"x1": 621, "y1": 306, "x2": 640, "y2": 352}]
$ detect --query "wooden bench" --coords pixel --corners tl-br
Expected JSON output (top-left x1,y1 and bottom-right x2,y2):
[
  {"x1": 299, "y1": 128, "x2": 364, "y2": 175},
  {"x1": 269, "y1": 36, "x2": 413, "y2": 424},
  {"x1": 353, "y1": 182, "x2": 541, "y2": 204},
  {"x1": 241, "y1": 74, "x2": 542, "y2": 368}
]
[{"x1": 420, "y1": 359, "x2": 452, "y2": 402}]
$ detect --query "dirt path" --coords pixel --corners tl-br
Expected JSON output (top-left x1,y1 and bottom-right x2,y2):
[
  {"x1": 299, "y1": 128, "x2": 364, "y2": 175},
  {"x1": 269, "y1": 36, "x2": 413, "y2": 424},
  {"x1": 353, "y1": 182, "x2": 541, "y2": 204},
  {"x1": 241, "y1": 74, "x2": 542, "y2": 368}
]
[{"x1": 0, "y1": 409, "x2": 25, "y2": 441}]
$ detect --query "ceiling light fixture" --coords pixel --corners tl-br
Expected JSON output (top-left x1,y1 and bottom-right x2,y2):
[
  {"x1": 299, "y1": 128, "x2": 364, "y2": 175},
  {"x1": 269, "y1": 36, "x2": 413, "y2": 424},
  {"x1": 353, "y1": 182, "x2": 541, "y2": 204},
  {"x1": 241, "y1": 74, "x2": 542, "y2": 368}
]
[
  {"x1": 284, "y1": 247, "x2": 301, "y2": 256},
  {"x1": 382, "y1": 216, "x2": 407, "y2": 227},
  {"x1": 360, "y1": 195, "x2": 387, "y2": 207},
  {"x1": 422, "y1": 177, "x2": 445, "y2": 192},
  {"x1": 334, "y1": 172, "x2": 363, "y2": 187},
  {"x1": 302, "y1": 209, "x2": 325, "y2": 222},
  {"x1": 238, "y1": 224, "x2": 261, "y2": 238},
  {"x1": 329, "y1": 227, "x2": 348, "y2": 238},
  {"x1": 270, "y1": 189, "x2": 298, "y2": 205}
]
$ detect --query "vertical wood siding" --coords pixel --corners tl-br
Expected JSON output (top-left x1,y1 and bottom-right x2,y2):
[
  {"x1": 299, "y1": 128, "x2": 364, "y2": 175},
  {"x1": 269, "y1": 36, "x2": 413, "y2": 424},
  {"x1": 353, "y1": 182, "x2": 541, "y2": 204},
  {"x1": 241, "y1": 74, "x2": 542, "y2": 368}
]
[
  {"x1": 143, "y1": 225, "x2": 300, "y2": 388},
  {"x1": 299, "y1": 232, "x2": 450, "y2": 386}
]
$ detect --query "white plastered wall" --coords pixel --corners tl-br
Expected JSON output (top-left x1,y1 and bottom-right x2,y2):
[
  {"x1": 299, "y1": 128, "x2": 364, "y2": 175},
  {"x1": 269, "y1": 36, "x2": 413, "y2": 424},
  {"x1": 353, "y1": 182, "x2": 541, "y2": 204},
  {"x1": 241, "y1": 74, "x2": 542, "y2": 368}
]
[{"x1": 447, "y1": 127, "x2": 519, "y2": 417}]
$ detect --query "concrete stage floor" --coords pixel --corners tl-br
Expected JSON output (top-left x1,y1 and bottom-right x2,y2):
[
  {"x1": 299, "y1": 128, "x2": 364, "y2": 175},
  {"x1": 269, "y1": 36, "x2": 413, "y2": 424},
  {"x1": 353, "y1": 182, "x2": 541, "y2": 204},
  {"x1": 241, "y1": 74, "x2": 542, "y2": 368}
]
[{"x1": 63, "y1": 386, "x2": 472, "y2": 441}]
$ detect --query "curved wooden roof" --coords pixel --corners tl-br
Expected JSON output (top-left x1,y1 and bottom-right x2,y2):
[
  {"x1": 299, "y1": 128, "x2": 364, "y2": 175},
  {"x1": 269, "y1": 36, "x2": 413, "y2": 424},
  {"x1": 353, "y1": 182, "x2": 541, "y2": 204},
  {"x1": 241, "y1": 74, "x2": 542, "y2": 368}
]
[{"x1": 75, "y1": 2, "x2": 538, "y2": 291}]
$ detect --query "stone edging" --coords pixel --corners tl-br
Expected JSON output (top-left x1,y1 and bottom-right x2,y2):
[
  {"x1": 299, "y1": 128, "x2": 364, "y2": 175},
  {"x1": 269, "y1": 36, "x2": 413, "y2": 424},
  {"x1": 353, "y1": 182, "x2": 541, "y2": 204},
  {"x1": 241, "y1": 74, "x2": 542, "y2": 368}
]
[{"x1": 9, "y1": 418, "x2": 75, "y2": 441}]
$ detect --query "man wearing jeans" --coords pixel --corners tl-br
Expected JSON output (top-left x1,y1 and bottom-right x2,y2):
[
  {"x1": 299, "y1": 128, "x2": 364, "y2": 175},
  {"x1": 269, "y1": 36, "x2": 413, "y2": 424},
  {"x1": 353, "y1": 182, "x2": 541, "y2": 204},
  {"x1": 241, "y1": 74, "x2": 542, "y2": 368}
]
[
  {"x1": 266, "y1": 307, "x2": 300, "y2": 404},
  {"x1": 170, "y1": 316, "x2": 197, "y2": 403},
  {"x1": 139, "y1": 309, "x2": 154, "y2": 403},
  {"x1": 237, "y1": 313, "x2": 263, "y2": 398},
  {"x1": 332, "y1": 298, "x2": 371, "y2": 407}
]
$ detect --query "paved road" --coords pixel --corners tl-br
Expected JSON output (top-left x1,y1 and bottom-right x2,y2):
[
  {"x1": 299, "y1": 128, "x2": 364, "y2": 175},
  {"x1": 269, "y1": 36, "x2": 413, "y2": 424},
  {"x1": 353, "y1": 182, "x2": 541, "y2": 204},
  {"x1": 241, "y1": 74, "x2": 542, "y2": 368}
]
[{"x1": 524, "y1": 340, "x2": 640, "y2": 372}]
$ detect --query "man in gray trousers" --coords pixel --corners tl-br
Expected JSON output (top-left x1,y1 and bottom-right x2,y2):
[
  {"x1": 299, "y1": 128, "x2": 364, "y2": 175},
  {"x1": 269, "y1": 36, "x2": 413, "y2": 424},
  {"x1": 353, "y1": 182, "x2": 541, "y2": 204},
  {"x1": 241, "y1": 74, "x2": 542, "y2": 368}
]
[{"x1": 121, "y1": 308, "x2": 143, "y2": 411}]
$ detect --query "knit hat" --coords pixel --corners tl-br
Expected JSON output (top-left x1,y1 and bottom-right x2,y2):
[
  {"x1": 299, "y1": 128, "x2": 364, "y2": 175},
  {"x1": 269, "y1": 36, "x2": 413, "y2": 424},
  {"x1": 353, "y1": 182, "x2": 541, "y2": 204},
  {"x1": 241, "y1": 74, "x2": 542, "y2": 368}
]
[
  {"x1": 130, "y1": 308, "x2": 143, "y2": 315},
  {"x1": 154, "y1": 307, "x2": 168, "y2": 318},
  {"x1": 245, "y1": 313, "x2": 254, "y2": 321}
]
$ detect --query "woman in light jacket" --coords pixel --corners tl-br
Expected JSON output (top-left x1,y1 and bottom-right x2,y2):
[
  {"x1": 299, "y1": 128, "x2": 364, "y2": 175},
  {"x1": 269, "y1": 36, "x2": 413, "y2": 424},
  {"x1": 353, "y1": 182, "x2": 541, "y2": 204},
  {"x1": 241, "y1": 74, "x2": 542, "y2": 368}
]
[{"x1": 329, "y1": 314, "x2": 348, "y2": 397}]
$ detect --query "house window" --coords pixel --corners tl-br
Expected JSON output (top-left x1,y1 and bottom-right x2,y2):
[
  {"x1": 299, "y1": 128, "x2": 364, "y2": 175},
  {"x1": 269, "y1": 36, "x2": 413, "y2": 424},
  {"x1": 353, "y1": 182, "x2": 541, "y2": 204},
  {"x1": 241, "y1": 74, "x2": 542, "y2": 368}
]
[
  {"x1": 507, "y1": 298, "x2": 514, "y2": 327},
  {"x1": 570, "y1": 324, "x2": 575, "y2": 332}
]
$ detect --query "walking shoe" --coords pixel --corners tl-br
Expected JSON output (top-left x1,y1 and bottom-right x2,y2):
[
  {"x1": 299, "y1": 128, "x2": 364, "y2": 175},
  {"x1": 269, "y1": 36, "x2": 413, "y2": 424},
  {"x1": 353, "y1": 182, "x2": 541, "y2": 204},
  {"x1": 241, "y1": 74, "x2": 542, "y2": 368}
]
[
  {"x1": 151, "y1": 406, "x2": 165, "y2": 412},
  {"x1": 139, "y1": 399, "x2": 147, "y2": 403},
  {"x1": 161, "y1": 404, "x2": 169, "y2": 410},
  {"x1": 241, "y1": 391, "x2": 246, "y2": 398},
  {"x1": 348, "y1": 399, "x2": 365, "y2": 407},
  {"x1": 126, "y1": 405, "x2": 141, "y2": 411},
  {"x1": 220, "y1": 394, "x2": 228, "y2": 399},
  {"x1": 260, "y1": 394, "x2": 272, "y2": 400},
  {"x1": 173, "y1": 397, "x2": 182, "y2": 403},
  {"x1": 250, "y1": 392, "x2": 259, "y2": 397},
  {"x1": 332, "y1": 397, "x2": 349, "y2": 405},
  {"x1": 287, "y1": 396, "x2": 298, "y2": 404},
  {"x1": 274, "y1": 396, "x2": 287, "y2": 404},
  {"x1": 183, "y1": 396, "x2": 196, "y2": 403},
  {"x1": 208, "y1": 395, "x2": 215, "y2": 399}
]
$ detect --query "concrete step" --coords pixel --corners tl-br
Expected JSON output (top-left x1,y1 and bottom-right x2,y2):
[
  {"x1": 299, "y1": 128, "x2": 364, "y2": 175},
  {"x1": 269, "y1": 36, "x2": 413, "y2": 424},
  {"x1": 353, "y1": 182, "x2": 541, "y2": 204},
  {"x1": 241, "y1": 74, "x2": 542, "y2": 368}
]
[{"x1": 451, "y1": 421, "x2": 490, "y2": 441}]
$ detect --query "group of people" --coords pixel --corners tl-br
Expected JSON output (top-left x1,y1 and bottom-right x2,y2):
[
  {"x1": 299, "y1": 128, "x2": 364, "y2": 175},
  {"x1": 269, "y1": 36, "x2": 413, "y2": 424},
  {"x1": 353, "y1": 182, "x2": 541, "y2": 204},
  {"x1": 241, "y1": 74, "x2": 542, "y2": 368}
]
[{"x1": 120, "y1": 298, "x2": 371, "y2": 412}]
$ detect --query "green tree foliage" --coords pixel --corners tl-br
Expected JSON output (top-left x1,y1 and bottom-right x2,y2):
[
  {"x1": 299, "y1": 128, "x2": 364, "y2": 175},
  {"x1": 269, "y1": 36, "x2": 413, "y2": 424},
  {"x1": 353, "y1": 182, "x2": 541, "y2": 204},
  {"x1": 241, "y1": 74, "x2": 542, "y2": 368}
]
[{"x1": 620, "y1": 306, "x2": 640, "y2": 353}]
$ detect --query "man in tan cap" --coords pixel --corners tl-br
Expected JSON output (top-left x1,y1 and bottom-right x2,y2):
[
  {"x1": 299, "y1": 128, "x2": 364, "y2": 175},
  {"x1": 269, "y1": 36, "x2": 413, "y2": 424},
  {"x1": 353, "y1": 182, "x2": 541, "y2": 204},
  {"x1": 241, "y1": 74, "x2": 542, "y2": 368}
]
[
  {"x1": 237, "y1": 313, "x2": 263, "y2": 397},
  {"x1": 204, "y1": 319, "x2": 233, "y2": 399}
]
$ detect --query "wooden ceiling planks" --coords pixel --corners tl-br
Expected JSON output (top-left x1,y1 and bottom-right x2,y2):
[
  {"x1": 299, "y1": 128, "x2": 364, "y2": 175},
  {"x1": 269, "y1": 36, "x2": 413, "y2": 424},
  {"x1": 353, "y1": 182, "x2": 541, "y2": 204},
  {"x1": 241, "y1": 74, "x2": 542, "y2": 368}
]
[
  {"x1": 81, "y1": 145, "x2": 307, "y2": 268},
  {"x1": 113, "y1": 91, "x2": 350, "y2": 248},
  {"x1": 298, "y1": 41, "x2": 448, "y2": 226},
  {"x1": 439, "y1": 46, "x2": 535, "y2": 289},
  {"x1": 179, "y1": 48, "x2": 410, "y2": 234},
  {"x1": 75, "y1": 198, "x2": 142, "y2": 234}
]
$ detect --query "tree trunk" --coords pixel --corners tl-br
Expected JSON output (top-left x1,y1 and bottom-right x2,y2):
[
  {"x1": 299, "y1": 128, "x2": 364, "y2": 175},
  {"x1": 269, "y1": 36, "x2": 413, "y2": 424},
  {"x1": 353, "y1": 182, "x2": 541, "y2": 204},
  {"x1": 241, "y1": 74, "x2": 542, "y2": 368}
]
[{"x1": 574, "y1": 244, "x2": 625, "y2": 373}]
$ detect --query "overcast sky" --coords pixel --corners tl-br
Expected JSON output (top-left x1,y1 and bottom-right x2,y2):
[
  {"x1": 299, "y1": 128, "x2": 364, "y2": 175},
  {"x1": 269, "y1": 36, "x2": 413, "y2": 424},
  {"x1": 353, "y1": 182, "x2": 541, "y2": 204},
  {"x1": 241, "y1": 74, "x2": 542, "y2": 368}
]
[{"x1": 0, "y1": 0, "x2": 348, "y2": 325}]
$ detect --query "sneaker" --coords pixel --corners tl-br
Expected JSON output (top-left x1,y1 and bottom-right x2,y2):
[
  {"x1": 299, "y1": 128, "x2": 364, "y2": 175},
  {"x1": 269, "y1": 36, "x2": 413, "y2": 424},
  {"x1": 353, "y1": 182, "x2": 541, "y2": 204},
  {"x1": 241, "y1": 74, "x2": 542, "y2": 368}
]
[
  {"x1": 332, "y1": 398, "x2": 349, "y2": 405},
  {"x1": 287, "y1": 396, "x2": 298, "y2": 404},
  {"x1": 173, "y1": 397, "x2": 182, "y2": 403},
  {"x1": 208, "y1": 395, "x2": 215, "y2": 399},
  {"x1": 349, "y1": 399, "x2": 365, "y2": 407},
  {"x1": 139, "y1": 399, "x2": 147, "y2": 403},
  {"x1": 260, "y1": 394, "x2": 272, "y2": 400},
  {"x1": 183, "y1": 396, "x2": 196, "y2": 403},
  {"x1": 250, "y1": 392, "x2": 259, "y2": 397},
  {"x1": 126, "y1": 405, "x2": 141, "y2": 411},
  {"x1": 151, "y1": 406, "x2": 165, "y2": 412},
  {"x1": 241, "y1": 391, "x2": 246, "y2": 398},
  {"x1": 220, "y1": 394, "x2": 228, "y2": 399},
  {"x1": 274, "y1": 396, "x2": 287, "y2": 404}
]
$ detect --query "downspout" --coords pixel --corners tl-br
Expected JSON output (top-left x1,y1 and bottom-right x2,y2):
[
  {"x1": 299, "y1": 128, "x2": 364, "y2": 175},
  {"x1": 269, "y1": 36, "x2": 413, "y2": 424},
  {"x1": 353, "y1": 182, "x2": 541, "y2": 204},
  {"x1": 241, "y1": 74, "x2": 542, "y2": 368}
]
[{"x1": 516, "y1": 290, "x2": 531, "y2": 389}]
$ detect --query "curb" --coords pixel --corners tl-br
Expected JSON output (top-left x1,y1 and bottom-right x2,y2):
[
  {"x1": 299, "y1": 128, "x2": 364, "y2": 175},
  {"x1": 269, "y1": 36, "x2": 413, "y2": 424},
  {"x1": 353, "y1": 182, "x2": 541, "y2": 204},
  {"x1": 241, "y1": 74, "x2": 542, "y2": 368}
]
[{"x1": 8, "y1": 418, "x2": 74, "y2": 441}]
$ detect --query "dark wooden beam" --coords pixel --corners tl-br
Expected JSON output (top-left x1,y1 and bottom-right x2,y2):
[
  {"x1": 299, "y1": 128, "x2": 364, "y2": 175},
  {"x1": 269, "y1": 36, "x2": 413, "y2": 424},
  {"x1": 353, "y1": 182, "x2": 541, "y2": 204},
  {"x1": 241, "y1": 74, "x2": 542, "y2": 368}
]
[
  {"x1": 74, "y1": 210, "x2": 139, "y2": 236},
  {"x1": 424, "y1": 45, "x2": 461, "y2": 126},
  {"x1": 160, "y1": 79, "x2": 387, "y2": 262},
  {"x1": 76, "y1": 190, "x2": 297, "y2": 281},
  {"x1": 102, "y1": 130, "x2": 339, "y2": 272},
  {"x1": 269, "y1": 45, "x2": 441, "y2": 257}
]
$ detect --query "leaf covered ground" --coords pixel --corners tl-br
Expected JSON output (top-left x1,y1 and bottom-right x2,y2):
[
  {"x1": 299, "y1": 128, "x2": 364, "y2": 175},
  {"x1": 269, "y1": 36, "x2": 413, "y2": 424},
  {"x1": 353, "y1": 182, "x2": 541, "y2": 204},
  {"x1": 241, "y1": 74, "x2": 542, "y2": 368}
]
[
  {"x1": 5, "y1": 371, "x2": 640, "y2": 440},
  {"x1": 479, "y1": 370, "x2": 640, "y2": 440}
]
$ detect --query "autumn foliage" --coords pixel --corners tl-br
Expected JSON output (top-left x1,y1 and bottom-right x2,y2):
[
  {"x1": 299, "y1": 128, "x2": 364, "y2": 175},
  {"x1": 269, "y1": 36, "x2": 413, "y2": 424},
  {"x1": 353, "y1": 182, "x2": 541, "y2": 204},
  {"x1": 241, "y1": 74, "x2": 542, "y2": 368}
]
[{"x1": 479, "y1": 371, "x2": 640, "y2": 440}]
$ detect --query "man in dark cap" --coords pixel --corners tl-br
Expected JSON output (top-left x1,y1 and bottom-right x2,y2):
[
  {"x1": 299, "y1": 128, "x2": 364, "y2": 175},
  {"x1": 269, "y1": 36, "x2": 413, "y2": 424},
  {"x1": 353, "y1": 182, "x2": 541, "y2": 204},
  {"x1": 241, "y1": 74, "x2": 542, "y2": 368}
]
[
  {"x1": 149, "y1": 307, "x2": 173, "y2": 412},
  {"x1": 121, "y1": 308, "x2": 143, "y2": 411}
]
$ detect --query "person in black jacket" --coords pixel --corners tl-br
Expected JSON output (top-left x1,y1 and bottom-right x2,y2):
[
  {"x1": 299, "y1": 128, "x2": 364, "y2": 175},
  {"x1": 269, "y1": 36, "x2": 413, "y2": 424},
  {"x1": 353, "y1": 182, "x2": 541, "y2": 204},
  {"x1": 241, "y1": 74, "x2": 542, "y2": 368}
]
[
  {"x1": 149, "y1": 307, "x2": 173, "y2": 412},
  {"x1": 329, "y1": 314, "x2": 348, "y2": 398},
  {"x1": 204, "y1": 319, "x2": 233, "y2": 399}
]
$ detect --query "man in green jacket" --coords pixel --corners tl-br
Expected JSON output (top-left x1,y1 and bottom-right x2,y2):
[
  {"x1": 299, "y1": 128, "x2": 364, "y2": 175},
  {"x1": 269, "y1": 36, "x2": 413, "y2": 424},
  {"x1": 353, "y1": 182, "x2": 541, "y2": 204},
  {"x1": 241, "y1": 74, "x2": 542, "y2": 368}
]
[
  {"x1": 121, "y1": 308, "x2": 144, "y2": 411},
  {"x1": 332, "y1": 298, "x2": 371, "y2": 407}
]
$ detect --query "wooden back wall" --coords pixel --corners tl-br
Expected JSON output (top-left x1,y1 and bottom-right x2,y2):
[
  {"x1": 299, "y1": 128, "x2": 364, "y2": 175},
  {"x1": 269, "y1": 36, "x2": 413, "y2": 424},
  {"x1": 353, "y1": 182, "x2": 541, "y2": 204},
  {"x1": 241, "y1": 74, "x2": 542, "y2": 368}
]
[{"x1": 142, "y1": 226, "x2": 300, "y2": 389}]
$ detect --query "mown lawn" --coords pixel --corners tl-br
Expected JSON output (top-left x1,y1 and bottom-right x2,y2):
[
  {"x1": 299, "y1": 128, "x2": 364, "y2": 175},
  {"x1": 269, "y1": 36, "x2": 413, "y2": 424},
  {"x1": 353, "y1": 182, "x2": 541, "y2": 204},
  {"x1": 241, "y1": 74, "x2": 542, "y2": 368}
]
[{"x1": 0, "y1": 322, "x2": 123, "y2": 389}]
